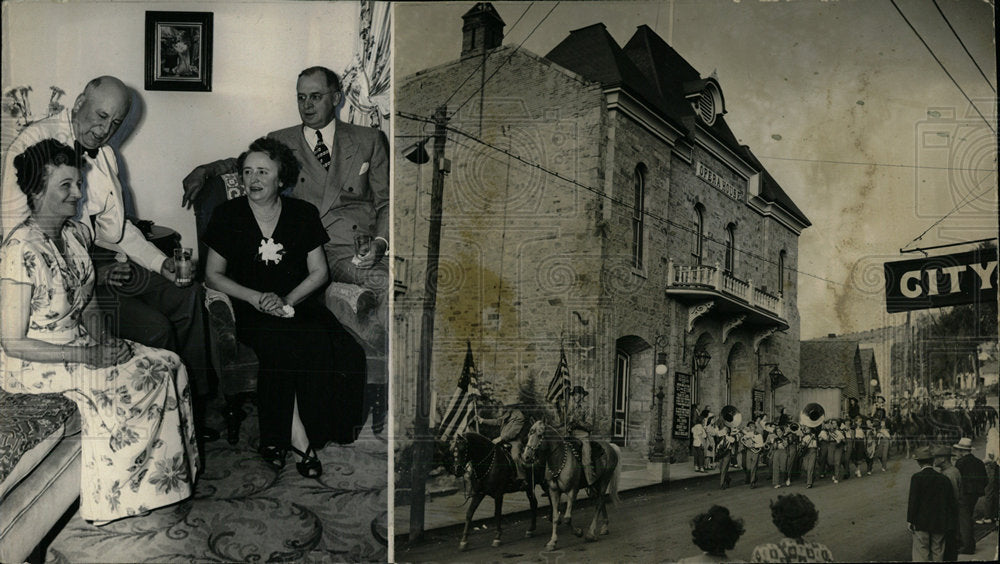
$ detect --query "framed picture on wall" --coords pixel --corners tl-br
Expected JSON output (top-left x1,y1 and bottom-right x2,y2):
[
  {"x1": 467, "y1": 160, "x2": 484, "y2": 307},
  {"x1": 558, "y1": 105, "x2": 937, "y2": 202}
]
[{"x1": 144, "y1": 11, "x2": 213, "y2": 92}]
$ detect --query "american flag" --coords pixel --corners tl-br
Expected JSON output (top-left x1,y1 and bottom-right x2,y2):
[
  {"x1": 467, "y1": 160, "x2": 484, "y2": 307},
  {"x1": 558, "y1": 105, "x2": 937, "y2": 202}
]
[
  {"x1": 438, "y1": 342, "x2": 481, "y2": 441},
  {"x1": 546, "y1": 348, "x2": 571, "y2": 407}
]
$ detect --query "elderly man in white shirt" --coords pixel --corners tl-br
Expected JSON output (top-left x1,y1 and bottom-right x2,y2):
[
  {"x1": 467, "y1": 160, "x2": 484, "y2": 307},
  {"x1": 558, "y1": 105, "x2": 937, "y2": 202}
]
[{"x1": 1, "y1": 75, "x2": 217, "y2": 442}]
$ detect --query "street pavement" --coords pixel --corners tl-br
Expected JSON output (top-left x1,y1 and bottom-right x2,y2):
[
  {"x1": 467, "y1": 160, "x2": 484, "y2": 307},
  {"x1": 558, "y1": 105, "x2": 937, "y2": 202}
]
[{"x1": 395, "y1": 437, "x2": 999, "y2": 563}]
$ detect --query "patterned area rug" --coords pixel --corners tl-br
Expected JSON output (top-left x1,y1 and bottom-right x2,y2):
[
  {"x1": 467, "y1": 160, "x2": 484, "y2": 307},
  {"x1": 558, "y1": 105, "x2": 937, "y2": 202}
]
[{"x1": 45, "y1": 400, "x2": 387, "y2": 563}]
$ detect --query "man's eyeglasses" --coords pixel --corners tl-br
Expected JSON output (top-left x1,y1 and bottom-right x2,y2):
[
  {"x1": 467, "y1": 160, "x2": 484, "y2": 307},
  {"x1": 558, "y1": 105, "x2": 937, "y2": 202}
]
[{"x1": 297, "y1": 91, "x2": 334, "y2": 103}]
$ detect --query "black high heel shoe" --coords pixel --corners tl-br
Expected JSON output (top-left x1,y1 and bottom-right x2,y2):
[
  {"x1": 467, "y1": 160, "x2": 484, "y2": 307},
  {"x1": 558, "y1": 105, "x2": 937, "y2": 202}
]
[
  {"x1": 289, "y1": 445, "x2": 322, "y2": 479},
  {"x1": 259, "y1": 445, "x2": 287, "y2": 470}
]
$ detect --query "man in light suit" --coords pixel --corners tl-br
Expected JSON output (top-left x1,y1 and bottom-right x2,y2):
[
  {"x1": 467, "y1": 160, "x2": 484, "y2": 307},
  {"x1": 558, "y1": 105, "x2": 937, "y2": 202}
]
[
  {"x1": 1, "y1": 76, "x2": 216, "y2": 441},
  {"x1": 182, "y1": 66, "x2": 388, "y2": 431}
]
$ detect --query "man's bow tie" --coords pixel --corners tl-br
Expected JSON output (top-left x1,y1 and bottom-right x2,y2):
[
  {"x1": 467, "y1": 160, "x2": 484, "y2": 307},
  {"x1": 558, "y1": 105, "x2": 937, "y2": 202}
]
[{"x1": 74, "y1": 141, "x2": 99, "y2": 159}]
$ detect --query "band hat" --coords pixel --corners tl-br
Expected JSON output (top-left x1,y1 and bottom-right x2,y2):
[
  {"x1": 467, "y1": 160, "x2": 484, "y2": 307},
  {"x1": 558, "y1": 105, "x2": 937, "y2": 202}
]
[
  {"x1": 913, "y1": 446, "x2": 935, "y2": 461},
  {"x1": 952, "y1": 437, "x2": 974, "y2": 451}
]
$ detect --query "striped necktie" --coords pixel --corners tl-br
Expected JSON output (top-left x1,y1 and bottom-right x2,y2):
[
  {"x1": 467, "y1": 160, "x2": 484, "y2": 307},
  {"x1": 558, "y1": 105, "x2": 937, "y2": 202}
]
[{"x1": 313, "y1": 130, "x2": 331, "y2": 170}]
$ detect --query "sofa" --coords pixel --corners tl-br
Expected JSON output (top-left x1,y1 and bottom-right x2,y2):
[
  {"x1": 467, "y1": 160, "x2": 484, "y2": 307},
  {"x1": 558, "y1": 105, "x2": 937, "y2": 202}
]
[{"x1": 0, "y1": 390, "x2": 81, "y2": 563}]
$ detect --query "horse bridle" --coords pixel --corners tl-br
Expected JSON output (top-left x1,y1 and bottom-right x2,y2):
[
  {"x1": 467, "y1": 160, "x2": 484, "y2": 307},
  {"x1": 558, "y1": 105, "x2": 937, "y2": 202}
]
[
  {"x1": 525, "y1": 424, "x2": 570, "y2": 479},
  {"x1": 454, "y1": 436, "x2": 498, "y2": 482}
]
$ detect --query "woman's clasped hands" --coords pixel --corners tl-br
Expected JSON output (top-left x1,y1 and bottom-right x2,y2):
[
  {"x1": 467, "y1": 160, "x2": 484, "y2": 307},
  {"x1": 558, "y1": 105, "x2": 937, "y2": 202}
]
[{"x1": 255, "y1": 292, "x2": 293, "y2": 317}]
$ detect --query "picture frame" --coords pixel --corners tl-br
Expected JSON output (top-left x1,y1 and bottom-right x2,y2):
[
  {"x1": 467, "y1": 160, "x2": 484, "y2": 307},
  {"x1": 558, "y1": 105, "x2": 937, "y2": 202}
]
[{"x1": 144, "y1": 11, "x2": 213, "y2": 92}]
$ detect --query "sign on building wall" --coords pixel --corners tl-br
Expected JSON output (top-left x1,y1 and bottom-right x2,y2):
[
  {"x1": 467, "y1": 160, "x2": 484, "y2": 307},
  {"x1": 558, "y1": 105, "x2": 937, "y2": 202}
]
[
  {"x1": 884, "y1": 248, "x2": 998, "y2": 313},
  {"x1": 696, "y1": 161, "x2": 745, "y2": 201},
  {"x1": 672, "y1": 372, "x2": 692, "y2": 438},
  {"x1": 752, "y1": 389, "x2": 765, "y2": 421}
]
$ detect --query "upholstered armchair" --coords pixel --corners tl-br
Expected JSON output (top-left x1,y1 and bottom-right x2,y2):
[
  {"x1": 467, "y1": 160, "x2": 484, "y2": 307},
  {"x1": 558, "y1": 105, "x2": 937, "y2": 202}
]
[
  {"x1": 191, "y1": 171, "x2": 386, "y2": 440},
  {"x1": 191, "y1": 172, "x2": 260, "y2": 443}
]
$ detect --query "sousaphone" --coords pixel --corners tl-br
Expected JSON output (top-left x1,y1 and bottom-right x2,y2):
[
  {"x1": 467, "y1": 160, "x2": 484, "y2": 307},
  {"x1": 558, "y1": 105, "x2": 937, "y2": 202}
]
[
  {"x1": 721, "y1": 405, "x2": 742, "y2": 429},
  {"x1": 799, "y1": 402, "x2": 826, "y2": 428}
]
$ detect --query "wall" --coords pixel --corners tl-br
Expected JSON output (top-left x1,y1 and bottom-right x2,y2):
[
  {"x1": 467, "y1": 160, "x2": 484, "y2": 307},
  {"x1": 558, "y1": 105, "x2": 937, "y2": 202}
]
[
  {"x1": 2, "y1": 1, "x2": 360, "y2": 252},
  {"x1": 394, "y1": 46, "x2": 605, "y2": 430}
]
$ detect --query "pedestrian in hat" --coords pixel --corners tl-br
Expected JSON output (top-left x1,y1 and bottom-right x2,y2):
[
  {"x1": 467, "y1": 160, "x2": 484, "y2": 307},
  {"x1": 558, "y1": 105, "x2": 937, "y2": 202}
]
[
  {"x1": 933, "y1": 445, "x2": 962, "y2": 561},
  {"x1": 953, "y1": 437, "x2": 987, "y2": 554},
  {"x1": 907, "y1": 445, "x2": 958, "y2": 561}
]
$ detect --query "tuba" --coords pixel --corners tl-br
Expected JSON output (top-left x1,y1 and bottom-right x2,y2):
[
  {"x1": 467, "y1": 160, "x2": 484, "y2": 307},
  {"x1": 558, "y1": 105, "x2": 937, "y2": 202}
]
[
  {"x1": 799, "y1": 403, "x2": 826, "y2": 429},
  {"x1": 721, "y1": 405, "x2": 743, "y2": 429}
]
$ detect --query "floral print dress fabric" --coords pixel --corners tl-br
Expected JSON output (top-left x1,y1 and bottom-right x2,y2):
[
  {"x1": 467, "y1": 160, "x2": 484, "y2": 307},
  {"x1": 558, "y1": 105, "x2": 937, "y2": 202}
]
[{"x1": 0, "y1": 219, "x2": 199, "y2": 522}]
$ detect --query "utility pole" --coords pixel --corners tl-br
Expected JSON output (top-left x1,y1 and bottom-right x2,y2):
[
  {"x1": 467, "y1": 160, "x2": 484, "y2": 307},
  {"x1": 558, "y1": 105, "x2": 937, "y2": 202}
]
[{"x1": 409, "y1": 105, "x2": 448, "y2": 544}]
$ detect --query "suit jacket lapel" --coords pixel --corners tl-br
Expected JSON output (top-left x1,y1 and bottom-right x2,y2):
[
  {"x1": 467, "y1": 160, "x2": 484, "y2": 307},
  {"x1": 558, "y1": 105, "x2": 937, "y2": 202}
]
[
  {"x1": 289, "y1": 127, "x2": 327, "y2": 208},
  {"x1": 320, "y1": 120, "x2": 358, "y2": 214}
]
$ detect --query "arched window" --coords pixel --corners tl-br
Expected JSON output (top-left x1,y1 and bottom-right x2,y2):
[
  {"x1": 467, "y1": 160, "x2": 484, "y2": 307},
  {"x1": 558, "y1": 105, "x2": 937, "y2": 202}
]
[
  {"x1": 724, "y1": 223, "x2": 736, "y2": 273},
  {"x1": 694, "y1": 204, "x2": 705, "y2": 265},
  {"x1": 632, "y1": 165, "x2": 645, "y2": 269},
  {"x1": 778, "y1": 250, "x2": 787, "y2": 295}
]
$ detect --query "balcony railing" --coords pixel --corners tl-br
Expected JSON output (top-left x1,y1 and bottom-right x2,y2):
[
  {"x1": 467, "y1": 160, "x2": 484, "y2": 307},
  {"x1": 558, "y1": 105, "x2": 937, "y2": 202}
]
[{"x1": 667, "y1": 259, "x2": 784, "y2": 319}]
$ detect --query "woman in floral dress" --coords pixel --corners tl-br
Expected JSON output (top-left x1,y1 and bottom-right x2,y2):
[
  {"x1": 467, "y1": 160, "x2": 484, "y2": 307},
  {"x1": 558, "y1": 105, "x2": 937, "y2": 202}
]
[{"x1": 0, "y1": 139, "x2": 199, "y2": 525}]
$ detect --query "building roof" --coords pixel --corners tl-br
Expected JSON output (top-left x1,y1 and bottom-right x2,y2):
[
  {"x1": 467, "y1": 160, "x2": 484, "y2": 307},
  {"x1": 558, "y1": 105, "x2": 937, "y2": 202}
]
[
  {"x1": 545, "y1": 24, "x2": 668, "y2": 126},
  {"x1": 621, "y1": 25, "x2": 738, "y2": 148},
  {"x1": 800, "y1": 339, "x2": 862, "y2": 399},
  {"x1": 545, "y1": 22, "x2": 808, "y2": 228},
  {"x1": 740, "y1": 147, "x2": 812, "y2": 226}
]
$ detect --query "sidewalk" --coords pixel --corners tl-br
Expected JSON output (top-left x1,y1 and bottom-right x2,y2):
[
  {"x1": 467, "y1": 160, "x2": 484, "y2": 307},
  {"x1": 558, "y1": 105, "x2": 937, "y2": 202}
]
[
  {"x1": 394, "y1": 454, "x2": 721, "y2": 539},
  {"x1": 958, "y1": 529, "x2": 998, "y2": 562}
]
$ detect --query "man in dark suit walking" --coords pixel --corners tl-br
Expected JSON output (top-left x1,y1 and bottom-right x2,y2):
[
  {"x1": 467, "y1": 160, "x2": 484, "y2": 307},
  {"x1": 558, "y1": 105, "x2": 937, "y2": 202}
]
[
  {"x1": 907, "y1": 446, "x2": 957, "y2": 561},
  {"x1": 952, "y1": 437, "x2": 988, "y2": 555}
]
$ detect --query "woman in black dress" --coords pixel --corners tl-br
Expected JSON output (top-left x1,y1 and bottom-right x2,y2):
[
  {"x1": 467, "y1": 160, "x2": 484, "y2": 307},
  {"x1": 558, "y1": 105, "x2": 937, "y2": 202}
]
[{"x1": 203, "y1": 137, "x2": 365, "y2": 478}]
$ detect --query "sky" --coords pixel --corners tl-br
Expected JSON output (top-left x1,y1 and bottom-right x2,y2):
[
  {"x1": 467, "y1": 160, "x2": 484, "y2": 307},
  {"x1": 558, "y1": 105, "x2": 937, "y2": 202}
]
[{"x1": 396, "y1": 0, "x2": 998, "y2": 340}]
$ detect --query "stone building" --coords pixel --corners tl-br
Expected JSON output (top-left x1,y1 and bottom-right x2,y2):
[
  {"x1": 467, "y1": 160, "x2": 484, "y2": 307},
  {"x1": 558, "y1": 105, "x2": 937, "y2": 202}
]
[{"x1": 394, "y1": 2, "x2": 810, "y2": 462}]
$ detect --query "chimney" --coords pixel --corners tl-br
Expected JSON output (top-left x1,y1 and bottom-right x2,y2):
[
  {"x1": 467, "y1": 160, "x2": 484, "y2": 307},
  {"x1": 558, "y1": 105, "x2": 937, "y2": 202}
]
[{"x1": 461, "y1": 2, "x2": 505, "y2": 59}]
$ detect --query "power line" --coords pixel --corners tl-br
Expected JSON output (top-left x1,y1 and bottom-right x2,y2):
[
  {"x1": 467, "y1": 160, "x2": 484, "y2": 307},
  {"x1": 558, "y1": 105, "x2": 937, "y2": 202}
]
[
  {"x1": 757, "y1": 154, "x2": 996, "y2": 173},
  {"x1": 451, "y1": 2, "x2": 561, "y2": 118},
  {"x1": 931, "y1": 0, "x2": 996, "y2": 94},
  {"x1": 398, "y1": 110, "x2": 850, "y2": 289},
  {"x1": 439, "y1": 3, "x2": 535, "y2": 108},
  {"x1": 901, "y1": 179, "x2": 998, "y2": 251},
  {"x1": 889, "y1": 0, "x2": 996, "y2": 134}
]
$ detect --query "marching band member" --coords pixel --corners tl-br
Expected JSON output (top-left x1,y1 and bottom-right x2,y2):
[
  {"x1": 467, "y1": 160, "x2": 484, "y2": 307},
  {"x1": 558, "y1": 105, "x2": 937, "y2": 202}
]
[
  {"x1": 743, "y1": 422, "x2": 766, "y2": 488},
  {"x1": 801, "y1": 427, "x2": 820, "y2": 488},
  {"x1": 831, "y1": 420, "x2": 846, "y2": 484},
  {"x1": 717, "y1": 422, "x2": 736, "y2": 489},
  {"x1": 850, "y1": 418, "x2": 866, "y2": 478},
  {"x1": 818, "y1": 421, "x2": 832, "y2": 479},
  {"x1": 842, "y1": 419, "x2": 855, "y2": 480},
  {"x1": 785, "y1": 424, "x2": 802, "y2": 487},
  {"x1": 876, "y1": 419, "x2": 892, "y2": 472},
  {"x1": 862, "y1": 419, "x2": 877, "y2": 476},
  {"x1": 770, "y1": 425, "x2": 789, "y2": 489}
]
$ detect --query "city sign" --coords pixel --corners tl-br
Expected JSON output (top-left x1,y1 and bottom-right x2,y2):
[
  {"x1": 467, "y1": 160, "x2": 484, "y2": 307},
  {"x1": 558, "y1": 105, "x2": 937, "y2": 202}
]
[{"x1": 884, "y1": 248, "x2": 997, "y2": 313}]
